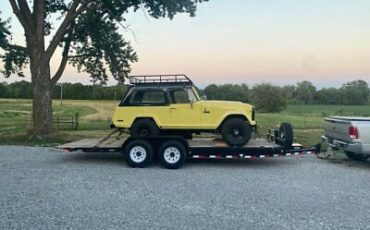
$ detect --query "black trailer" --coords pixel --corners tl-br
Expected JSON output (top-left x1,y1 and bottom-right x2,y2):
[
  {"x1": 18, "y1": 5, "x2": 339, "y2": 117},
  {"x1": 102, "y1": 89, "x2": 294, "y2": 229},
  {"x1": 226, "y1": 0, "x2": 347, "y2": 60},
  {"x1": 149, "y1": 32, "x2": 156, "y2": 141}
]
[{"x1": 58, "y1": 123, "x2": 320, "y2": 169}]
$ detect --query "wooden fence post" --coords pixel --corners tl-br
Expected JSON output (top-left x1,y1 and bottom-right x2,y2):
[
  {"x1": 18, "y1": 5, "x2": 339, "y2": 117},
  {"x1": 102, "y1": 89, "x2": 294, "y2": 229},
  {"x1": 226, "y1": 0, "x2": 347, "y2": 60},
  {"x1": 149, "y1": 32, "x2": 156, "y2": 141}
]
[{"x1": 74, "y1": 113, "x2": 79, "y2": 130}]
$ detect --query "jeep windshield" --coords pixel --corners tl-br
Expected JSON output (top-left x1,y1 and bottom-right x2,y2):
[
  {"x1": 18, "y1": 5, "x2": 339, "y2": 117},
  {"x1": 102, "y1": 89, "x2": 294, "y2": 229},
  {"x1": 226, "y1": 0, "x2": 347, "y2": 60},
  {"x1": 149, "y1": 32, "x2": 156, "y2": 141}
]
[{"x1": 188, "y1": 87, "x2": 199, "y2": 102}]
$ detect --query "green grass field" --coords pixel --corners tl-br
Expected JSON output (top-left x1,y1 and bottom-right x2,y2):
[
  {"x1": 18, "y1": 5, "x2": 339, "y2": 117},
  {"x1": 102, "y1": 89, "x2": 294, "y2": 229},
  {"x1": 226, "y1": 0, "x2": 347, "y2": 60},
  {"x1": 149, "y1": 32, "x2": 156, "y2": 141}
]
[{"x1": 0, "y1": 98, "x2": 368, "y2": 147}]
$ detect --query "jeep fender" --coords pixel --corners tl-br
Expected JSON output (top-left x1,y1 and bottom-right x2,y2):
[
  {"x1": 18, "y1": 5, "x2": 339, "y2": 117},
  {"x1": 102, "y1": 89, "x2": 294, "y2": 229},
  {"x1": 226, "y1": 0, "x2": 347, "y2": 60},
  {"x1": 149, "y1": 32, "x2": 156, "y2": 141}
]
[
  {"x1": 216, "y1": 113, "x2": 250, "y2": 130},
  {"x1": 130, "y1": 116, "x2": 163, "y2": 129}
]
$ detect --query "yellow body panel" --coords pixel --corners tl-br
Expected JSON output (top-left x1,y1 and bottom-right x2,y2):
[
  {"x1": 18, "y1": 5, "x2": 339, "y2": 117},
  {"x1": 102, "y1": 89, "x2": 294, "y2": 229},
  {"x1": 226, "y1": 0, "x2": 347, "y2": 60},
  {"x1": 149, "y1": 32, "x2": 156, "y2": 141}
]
[{"x1": 112, "y1": 100, "x2": 256, "y2": 130}]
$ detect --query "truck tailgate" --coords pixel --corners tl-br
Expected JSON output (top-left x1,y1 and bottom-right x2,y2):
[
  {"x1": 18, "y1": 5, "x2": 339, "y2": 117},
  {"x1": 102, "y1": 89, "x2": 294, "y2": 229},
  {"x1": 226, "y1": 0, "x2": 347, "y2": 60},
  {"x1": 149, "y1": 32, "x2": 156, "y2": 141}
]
[{"x1": 324, "y1": 117, "x2": 351, "y2": 142}]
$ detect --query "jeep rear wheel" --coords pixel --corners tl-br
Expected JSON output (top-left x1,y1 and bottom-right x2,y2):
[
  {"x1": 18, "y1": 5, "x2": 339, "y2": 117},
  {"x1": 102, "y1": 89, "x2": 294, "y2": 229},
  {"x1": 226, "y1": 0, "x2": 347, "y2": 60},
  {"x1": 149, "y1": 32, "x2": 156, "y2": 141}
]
[
  {"x1": 131, "y1": 119, "x2": 159, "y2": 136},
  {"x1": 221, "y1": 118, "x2": 251, "y2": 146}
]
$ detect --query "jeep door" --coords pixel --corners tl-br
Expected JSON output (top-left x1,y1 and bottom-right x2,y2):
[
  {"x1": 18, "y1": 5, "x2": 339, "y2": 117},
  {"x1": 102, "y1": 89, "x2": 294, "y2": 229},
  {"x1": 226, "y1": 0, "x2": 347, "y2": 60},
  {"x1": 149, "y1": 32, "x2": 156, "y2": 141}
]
[{"x1": 168, "y1": 88, "x2": 210, "y2": 129}]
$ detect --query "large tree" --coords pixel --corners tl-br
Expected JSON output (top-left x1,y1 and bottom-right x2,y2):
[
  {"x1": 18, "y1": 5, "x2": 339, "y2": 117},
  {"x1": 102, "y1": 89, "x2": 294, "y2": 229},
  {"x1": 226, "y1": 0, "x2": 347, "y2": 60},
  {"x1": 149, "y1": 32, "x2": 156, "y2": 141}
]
[
  {"x1": 340, "y1": 80, "x2": 370, "y2": 105},
  {"x1": 0, "y1": 0, "x2": 207, "y2": 136},
  {"x1": 251, "y1": 83, "x2": 287, "y2": 113},
  {"x1": 295, "y1": 81, "x2": 316, "y2": 104}
]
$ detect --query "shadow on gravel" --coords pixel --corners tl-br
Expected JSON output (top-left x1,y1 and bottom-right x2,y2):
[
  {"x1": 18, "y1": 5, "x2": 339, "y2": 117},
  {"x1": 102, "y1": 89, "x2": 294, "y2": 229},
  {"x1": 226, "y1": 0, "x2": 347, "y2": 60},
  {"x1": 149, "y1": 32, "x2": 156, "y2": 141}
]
[
  {"x1": 185, "y1": 158, "x2": 296, "y2": 169},
  {"x1": 318, "y1": 152, "x2": 370, "y2": 170},
  {"x1": 60, "y1": 152, "x2": 126, "y2": 166},
  {"x1": 328, "y1": 158, "x2": 370, "y2": 170}
]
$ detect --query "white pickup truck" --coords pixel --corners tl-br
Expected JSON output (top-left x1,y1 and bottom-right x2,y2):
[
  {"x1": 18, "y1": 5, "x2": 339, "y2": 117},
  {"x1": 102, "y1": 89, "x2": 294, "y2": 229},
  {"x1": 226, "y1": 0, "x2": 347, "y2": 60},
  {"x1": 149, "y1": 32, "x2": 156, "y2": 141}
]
[{"x1": 322, "y1": 116, "x2": 370, "y2": 161}]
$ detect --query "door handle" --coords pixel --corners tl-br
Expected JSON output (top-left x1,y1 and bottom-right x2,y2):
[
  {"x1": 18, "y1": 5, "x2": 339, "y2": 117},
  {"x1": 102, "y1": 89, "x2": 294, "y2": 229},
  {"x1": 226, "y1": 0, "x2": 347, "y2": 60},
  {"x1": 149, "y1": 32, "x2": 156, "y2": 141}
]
[
  {"x1": 170, "y1": 107, "x2": 176, "y2": 110},
  {"x1": 203, "y1": 109, "x2": 210, "y2": 114}
]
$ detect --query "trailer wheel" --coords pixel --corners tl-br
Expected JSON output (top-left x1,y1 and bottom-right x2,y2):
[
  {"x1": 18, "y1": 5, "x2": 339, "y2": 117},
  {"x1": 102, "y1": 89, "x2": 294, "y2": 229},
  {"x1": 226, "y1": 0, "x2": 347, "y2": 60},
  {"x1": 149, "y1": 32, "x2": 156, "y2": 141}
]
[
  {"x1": 279, "y1": 123, "x2": 293, "y2": 149},
  {"x1": 124, "y1": 140, "x2": 154, "y2": 168},
  {"x1": 345, "y1": 151, "x2": 369, "y2": 162},
  {"x1": 159, "y1": 140, "x2": 186, "y2": 169},
  {"x1": 221, "y1": 118, "x2": 251, "y2": 146}
]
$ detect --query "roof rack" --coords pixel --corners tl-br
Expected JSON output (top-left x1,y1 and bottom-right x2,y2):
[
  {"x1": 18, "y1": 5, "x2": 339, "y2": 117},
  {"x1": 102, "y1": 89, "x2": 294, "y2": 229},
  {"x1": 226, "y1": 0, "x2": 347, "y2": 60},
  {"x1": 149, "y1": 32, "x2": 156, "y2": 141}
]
[{"x1": 129, "y1": 74, "x2": 193, "y2": 86}]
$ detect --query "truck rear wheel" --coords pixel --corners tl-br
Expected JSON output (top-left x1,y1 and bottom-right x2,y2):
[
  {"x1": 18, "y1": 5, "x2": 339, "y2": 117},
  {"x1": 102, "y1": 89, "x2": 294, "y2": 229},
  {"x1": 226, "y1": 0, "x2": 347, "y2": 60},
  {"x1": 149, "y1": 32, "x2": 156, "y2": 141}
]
[
  {"x1": 345, "y1": 151, "x2": 369, "y2": 162},
  {"x1": 221, "y1": 118, "x2": 251, "y2": 147},
  {"x1": 124, "y1": 140, "x2": 154, "y2": 168},
  {"x1": 159, "y1": 140, "x2": 186, "y2": 169},
  {"x1": 131, "y1": 119, "x2": 159, "y2": 136}
]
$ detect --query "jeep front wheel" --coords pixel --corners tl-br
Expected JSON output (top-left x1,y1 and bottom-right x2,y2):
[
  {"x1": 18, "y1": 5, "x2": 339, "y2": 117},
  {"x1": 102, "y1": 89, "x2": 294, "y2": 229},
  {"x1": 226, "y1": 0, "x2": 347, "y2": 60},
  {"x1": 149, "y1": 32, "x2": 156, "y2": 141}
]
[
  {"x1": 131, "y1": 119, "x2": 159, "y2": 136},
  {"x1": 221, "y1": 118, "x2": 251, "y2": 146}
]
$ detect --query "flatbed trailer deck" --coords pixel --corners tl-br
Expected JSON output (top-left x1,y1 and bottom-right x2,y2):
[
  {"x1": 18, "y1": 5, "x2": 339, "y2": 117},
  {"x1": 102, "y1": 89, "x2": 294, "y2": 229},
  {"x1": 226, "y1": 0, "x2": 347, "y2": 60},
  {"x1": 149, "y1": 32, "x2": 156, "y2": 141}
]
[{"x1": 58, "y1": 132, "x2": 320, "y2": 169}]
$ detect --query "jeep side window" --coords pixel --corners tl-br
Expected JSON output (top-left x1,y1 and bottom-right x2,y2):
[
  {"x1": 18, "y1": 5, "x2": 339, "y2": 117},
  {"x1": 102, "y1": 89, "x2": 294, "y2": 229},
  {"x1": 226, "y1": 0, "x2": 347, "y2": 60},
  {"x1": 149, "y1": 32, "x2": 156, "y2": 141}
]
[
  {"x1": 169, "y1": 89, "x2": 190, "y2": 104},
  {"x1": 129, "y1": 90, "x2": 143, "y2": 104},
  {"x1": 128, "y1": 89, "x2": 167, "y2": 105}
]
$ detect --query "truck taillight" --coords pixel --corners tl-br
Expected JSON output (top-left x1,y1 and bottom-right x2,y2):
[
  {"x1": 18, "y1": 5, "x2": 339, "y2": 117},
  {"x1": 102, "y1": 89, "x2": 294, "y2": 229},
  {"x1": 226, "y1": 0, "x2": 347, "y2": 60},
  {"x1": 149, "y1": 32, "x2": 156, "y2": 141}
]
[{"x1": 349, "y1": 126, "x2": 359, "y2": 139}]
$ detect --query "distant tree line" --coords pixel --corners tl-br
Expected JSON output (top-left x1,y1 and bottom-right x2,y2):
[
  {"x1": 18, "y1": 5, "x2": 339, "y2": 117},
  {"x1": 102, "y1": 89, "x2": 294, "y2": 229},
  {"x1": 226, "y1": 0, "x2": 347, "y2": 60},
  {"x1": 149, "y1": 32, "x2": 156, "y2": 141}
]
[
  {"x1": 0, "y1": 81, "x2": 128, "y2": 100},
  {"x1": 0, "y1": 79, "x2": 369, "y2": 112},
  {"x1": 203, "y1": 79, "x2": 369, "y2": 112}
]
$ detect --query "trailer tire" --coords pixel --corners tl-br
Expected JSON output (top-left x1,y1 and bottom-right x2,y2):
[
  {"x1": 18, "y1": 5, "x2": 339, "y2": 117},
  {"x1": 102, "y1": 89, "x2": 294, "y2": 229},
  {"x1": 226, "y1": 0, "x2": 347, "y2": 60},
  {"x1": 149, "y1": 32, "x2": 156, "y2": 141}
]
[
  {"x1": 131, "y1": 119, "x2": 159, "y2": 136},
  {"x1": 124, "y1": 140, "x2": 154, "y2": 168},
  {"x1": 159, "y1": 140, "x2": 186, "y2": 169},
  {"x1": 279, "y1": 123, "x2": 293, "y2": 149},
  {"x1": 345, "y1": 151, "x2": 369, "y2": 162},
  {"x1": 221, "y1": 118, "x2": 251, "y2": 146}
]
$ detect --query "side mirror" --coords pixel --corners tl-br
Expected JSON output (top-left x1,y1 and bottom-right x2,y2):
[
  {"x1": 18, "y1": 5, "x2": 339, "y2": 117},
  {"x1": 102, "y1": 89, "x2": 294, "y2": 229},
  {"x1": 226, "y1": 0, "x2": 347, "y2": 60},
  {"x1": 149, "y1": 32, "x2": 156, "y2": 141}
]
[{"x1": 201, "y1": 95, "x2": 207, "y2": 100}]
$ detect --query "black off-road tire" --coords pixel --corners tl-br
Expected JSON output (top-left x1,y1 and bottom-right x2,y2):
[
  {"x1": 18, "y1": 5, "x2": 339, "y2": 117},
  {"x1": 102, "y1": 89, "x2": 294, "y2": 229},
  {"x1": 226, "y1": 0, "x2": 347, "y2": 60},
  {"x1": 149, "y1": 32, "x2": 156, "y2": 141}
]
[
  {"x1": 130, "y1": 119, "x2": 159, "y2": 136},
  {"x1": 221, "y1": 118, "x2": 251, "y2": 147},
  {"x1": 159, "y1": 140, "x2": 187, "y2": 169},
  {"x1": 345, "y1": 151, "x2": 369, "y2": 162},
  {"x1": 279, "y1": 123, "x2": 293, "y2": 149},
  {"x1": 124, "y1": 140, "x2": 154, "y2": 168}
]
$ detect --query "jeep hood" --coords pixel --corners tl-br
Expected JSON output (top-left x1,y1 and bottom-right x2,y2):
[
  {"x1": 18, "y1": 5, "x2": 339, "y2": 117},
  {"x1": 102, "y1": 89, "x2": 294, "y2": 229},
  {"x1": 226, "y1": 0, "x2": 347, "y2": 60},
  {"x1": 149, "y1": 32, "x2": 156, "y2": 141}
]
[{"x1": 201, "y1": 100, "x2": 253, "y2": 109}]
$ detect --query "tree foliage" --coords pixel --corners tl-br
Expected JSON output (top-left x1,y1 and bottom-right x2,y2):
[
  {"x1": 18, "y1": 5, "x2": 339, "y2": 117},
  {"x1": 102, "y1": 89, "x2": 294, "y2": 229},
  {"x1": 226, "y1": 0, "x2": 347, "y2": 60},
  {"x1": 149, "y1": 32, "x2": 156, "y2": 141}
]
[
  {"x1": 314, "y1": 88, "x2": 341, "y2": 105},
  {"x1": 204, "y1": 84, "x2": 249, "y2": 102},
  {"x1": 295, "y1": 81, "x2": 316, "y2": 104},
  {"x1": 340, "y1": 80, "x2": 370, "y2": 105},
  {"x1": 250, "y1": 83, "x2": 287, "y2": 112}
]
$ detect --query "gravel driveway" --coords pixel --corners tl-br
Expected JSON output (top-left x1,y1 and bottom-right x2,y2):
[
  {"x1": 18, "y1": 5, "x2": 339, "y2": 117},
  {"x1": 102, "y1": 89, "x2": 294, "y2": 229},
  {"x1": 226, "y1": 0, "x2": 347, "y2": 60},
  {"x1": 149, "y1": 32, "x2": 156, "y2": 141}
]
[{"x1": 1, "y1": 146, "x2": 370, "y2": 230}]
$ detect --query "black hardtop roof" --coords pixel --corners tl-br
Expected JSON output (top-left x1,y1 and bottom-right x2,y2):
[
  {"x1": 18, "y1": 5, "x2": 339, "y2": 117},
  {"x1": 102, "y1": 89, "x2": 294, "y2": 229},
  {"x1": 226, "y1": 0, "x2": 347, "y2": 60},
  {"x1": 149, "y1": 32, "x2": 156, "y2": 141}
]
[{"x1": 129, "y1": 74, "x2": 193, "y2": 87}]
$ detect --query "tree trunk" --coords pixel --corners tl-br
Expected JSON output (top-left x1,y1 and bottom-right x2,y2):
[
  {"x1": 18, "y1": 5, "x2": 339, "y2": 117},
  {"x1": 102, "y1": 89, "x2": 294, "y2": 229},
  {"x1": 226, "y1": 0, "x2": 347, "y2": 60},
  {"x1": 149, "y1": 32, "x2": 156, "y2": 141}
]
[
  {"x1": 30, "y1": 62, "x2": 53, "y2": 136},
  {"x1": 27, "y1": 3, "x2": 54, "y2": 137}
]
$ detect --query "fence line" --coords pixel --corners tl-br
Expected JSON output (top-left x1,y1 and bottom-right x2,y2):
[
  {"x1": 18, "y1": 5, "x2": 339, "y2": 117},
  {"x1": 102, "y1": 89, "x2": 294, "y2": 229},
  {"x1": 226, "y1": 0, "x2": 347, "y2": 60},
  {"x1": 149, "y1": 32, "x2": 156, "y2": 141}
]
[{"x1": 25, "y1": 113, "x2": 80, "y2": 130}]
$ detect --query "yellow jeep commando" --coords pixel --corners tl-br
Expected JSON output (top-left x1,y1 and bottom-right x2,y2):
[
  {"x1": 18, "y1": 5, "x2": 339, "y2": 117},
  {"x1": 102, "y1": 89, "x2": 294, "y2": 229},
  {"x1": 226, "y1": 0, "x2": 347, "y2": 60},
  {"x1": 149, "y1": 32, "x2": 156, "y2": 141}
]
[{"x1": 112, "y1": 75, "x2": 256, "y2": 146}]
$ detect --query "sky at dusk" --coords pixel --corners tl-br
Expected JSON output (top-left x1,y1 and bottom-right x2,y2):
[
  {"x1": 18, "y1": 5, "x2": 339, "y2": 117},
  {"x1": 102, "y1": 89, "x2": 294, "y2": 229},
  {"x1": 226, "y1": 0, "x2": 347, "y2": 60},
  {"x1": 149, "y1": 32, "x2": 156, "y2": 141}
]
[{"x1": 0, "y1": 0, "x2": 369, "y2": 88}]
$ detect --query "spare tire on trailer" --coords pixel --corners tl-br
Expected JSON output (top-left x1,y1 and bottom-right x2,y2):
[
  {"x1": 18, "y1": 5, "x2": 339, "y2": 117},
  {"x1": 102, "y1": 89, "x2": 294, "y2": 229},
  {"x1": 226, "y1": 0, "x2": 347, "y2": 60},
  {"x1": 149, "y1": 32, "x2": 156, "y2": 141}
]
[{"x1": 279, "y1": 123, "x2": 293, "y2": 149}]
